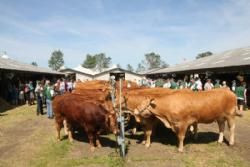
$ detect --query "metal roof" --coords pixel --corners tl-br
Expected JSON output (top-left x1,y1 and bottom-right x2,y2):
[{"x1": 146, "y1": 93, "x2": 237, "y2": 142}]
[
  {"x1": 149, "y1": 46, "x2": 250, "y2": 74},
  {"x1": 138, "y1": 68, "x2": 161, "y2": 75},
  {"x1": 0, "y1": 57, "x2": 63, "y2": 75},
  {"x1": 60, "y1": 66, "x2": 143, "y2": 77}
]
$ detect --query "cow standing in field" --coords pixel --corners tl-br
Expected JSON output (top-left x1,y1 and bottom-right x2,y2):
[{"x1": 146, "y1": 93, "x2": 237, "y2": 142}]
[
  {"x1": 117, "y1": 88, "x2": 191, "y2": 148},
  {"x1": 53, "y1": 94, "x2": 118, "y2": 151},
  {"x1": 134, "y1": 89, "x2": 240, "y2": 152}
]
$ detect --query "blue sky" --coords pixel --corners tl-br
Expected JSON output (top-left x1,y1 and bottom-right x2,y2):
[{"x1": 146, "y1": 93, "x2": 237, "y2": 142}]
[{"x1": 0, "y1": 0, "x2": 250, "y2": 69}]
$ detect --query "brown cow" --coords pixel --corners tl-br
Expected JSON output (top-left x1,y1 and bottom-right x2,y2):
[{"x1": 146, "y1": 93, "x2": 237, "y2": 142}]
[
  {"x1": 135, "y1": 88, "x2": 239, "y2": 152},
  {"x1": 53, "y1": 94, "x2": 118, "y2": 151}
]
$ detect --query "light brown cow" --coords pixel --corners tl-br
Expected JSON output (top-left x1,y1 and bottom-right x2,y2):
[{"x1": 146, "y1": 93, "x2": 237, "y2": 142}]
[
  {"x1": 117, "y1": 88, "x2": 191, "y2": 147},
  {"x1": 135, "y1": 88, "x2": 239, "y2": 152}
]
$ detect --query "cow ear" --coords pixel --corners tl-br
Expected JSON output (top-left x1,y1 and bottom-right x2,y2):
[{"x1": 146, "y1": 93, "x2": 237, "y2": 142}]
[
  {"x1": 150, "y1": 99, "x2": 156, "y2": 108},
  {"x1": 150, "y1": 98, "x2": 155, "y2": 105}
]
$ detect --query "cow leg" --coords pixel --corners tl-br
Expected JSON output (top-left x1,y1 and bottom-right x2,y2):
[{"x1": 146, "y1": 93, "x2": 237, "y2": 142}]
[
  {"x1": 95, "y1": 133, "x2": 102, "y2": 148},
  {"x1": 55, "y1": 122, "x2": 61, "y2": 141},
  {"x1": 67, "y1": 123, "x2": 73, "y2": 143},
  {"x1": 217, "y1": 119, "x2": 225, "y2": 144},
  {"x1": 87, "y1": 133, "x2": 95, "y2": 152},
  {"x1": 176, "y1": 125, "x2": 188, "y2": 152},
  {"x1": 227, "y1": 117, "x2": 236, "y2": 145},
  {"x1": 192, "y1": 123, "x2": 198, "y2": 140},
  {"x1": 63, "y1": 119, "x2": 69, "y2": 135},
  {"x1": 141, "y1": 122, "x2": 153, "y2": 148}
]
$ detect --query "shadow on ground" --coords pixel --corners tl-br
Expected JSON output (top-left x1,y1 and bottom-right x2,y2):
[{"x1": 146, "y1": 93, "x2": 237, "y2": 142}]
[
  {"x1": 61, "y1": 130, "x2": 118, "y2": 148},
  {"x1": 125, "y1": 124, "x2": 220, "y2": 147}
]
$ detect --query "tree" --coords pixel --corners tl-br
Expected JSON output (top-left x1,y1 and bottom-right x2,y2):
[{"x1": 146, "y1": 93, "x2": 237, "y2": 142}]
[
  {"x1": 48, "y1": 50, "x2": 64, "y2": 71},
  {"x1": 117, "y1": 64, "x2": 121, "y2": 68},
  {"x1": 160, "y1": 61, "x2": 169, "y2": 68},
  {"x1": 127, "y1": 64, "x2": 134, "y2": 72},
  {"x1": 82, "y1": 53, "x2": 111, "y2": 72},
  {"x1": 144, "y1": 52, "x2": 161, "y2": 69},
  {"x1": 31, "y1": 62, "x2": 38, "y2": 66},
  {"x1": 136, "y1": 63, "x2": 146, "y2": 73},
  {"x1": 196, "y1": 51, "x2": 213, "y2": 59},
  {"x1": 95, "y1": 53, "x2": 111, "y2": 72},
  {"x1": 138, "y1": 52, "x2": 168, "y2": 71},
  {"x1": 82, "y1": 54, "x2": 96, "y2": 68}
]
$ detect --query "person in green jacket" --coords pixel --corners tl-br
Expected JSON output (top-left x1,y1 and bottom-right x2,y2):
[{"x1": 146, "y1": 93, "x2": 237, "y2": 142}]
[
  {"x1": 235, "y1": 82, "x2": 247, "y2": 114},
  {"x1": 45, "y1": 81, "x2": 54, "y2": 119},
  {"x1": 170, "y1": 78, "x2": 177, "y2": 89}
]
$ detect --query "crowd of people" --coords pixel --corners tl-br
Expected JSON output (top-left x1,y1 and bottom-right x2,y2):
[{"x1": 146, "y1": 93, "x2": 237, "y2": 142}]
[
  {"x1": 5, "y1": 78, "x2": 76, "y2": 118},
  {"x1": 139, "y1": 76, "x2": 248, "y2": 113}
]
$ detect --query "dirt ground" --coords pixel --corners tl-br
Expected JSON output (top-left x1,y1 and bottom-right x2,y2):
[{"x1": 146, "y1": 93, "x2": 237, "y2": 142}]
[{"x1": 0, "y1": 104, "x2": 250, "y2": 167}]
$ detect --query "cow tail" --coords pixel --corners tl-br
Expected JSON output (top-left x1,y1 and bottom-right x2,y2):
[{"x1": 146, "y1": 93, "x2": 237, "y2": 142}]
[{"x1": 234, "y1": 104, "x2": 243, "y2": 117}]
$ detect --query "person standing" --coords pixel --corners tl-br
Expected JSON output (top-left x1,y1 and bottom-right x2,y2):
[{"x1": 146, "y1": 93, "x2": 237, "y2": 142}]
[
  {"x1": 59, "y1": 79, "x2": 65, "y2": 95},
  {"x1": 204, "y1": 79, "x2": 214, "y2": 90},
  {"x1": 235, "y1": 82, "x2": 247, "y2": 115},
  {"x1": 35, "y1": 81, "x2": 44, "y2": 115},
  {"x1": 170, "y1": 78, "x2": 178, "y2": 89},
  {"x1": 163, "y1": 78, "x2": 171, "y2": 88},
  {"x1": 28, "y1": 81, "x2": 35, "y2": 105},
  {"x1": 214, "y1": 79, "x2": 222, "y2": 89},
  {"x1": 67, "y1": 79, "x2": 73, "y2": 93},
  {"x1": 191, "y1": 77, "x2": 202, "y2": 91},
  {"x1": 45, "y1": 81, "x2": 54, "y2": 119},
  {"x1": 222, "y1": 81, "x2": 230, "y2": 89}
]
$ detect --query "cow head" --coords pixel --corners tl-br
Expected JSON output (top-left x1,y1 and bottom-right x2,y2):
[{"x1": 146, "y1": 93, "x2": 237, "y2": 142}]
[
  {"x1": 107, "y1": 113, "x2": 119, "y2": 135},
  {"x1": 134, "y1": 98, "x2": 155, "y2": 118}
]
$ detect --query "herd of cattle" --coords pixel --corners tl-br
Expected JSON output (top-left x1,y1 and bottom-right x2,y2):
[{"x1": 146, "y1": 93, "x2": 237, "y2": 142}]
[{"x1": 53, "y1": 80, "x2": 240, "y2": 152}]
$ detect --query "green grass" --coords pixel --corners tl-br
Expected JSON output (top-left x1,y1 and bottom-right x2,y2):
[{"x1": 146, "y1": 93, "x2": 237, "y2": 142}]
[{"x1": 30, "y1": 138, "x2": 123, "y2": 167}]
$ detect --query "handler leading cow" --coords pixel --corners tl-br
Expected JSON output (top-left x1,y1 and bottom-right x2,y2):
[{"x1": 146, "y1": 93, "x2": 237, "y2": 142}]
[{"x1": 134, "y1": 88, "x2": 240, "y2": 152}]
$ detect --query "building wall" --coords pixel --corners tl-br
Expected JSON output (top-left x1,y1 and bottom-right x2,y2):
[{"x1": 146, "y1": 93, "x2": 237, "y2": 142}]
[
  {"x1": 94, "y1": 72, "x2": 143, "y2": 81},
  {"x1": 94, "y1": 73, "x2": 110, "y2": 80},
  {"x1": 125, "y1": 73, "x2": 143, "y2": 83},
  {"x1": 76, "y1": 73, "x2": 93, "y2": 81}
]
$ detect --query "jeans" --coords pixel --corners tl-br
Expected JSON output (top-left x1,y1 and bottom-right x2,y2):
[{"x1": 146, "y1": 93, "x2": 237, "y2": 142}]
[{"x1": 46, "y1": 99, "x2": 53, "y2": 118}]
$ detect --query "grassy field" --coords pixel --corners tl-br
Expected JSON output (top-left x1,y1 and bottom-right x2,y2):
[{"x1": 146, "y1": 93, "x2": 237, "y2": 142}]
[{"x1": 1, "y1": 104, "x2": 250, "y2": 167}]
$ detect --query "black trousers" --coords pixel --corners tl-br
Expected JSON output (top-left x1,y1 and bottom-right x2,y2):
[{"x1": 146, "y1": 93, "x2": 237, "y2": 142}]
[{"x1": 36, "y1": 95, "x2": 43, "y2": 115}]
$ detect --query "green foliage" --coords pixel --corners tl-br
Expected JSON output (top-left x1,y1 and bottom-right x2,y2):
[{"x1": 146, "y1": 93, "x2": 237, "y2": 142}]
[
  {"x1": 196, "y1": 51, "x2": 213, "y2": 59},
  {"x1": 82, "y1": 53, "x2": 111, "y2": 72},
  {"x1": 161, "y1": 61, "x2": 169, "y2": 68},
  {"x1": 138, "y1": 52, "x2": 168, "y2": 72},
  {"x1": 127, "y1": 64, "x2": 134, "y2": 72},
  {"x1": 48, "y1": 50, "x2": 64, "y2": 71},
  {"x1": 145, "y1": 52, "x2": 161, "y2": 69},
  {"x1": 82, "y1": 54, "x2": 97, "y2": 68},
  {"x1": 95, "y1": 53, "x2": 111, "y2": 72},
  {"x1": 136, "y1": 63, "x2": 146, "y2": 73},
  {"x1": 31, "y1": 62, "x2": 38, "y2": 66}
]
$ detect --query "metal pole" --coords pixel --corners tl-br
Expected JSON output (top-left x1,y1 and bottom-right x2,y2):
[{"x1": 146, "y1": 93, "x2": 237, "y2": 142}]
[{"x1": 117, "y1": 79, "x2": 125, "y2": 157}]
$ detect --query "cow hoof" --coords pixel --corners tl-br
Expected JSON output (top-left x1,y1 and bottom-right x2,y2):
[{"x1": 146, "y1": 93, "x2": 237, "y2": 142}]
[
  {"x1": 69, "y1": 139, "x2": 73, "y2": 143},
  {"x1": 217, "y1": 141, "x2": 223, "y2": 144},
  {"x1": 145, "y1": 144, "x2": 150, "y2": 148},
  {"x1": 132, "y1": 128, "x2": 137, "y2": 135},
  {"x1": 57, "y1": 138, "x2": 61, "y2": 142},
  {"x1": 141, "y1": 140, "x2": 146, "y2": 145},
  {"x1": 97, "y1": 144, "x2": 102, "y2": 148},
  {"x1": 178, "y1": 148, "x2": 184, "y2": 153},
  {"x1": 90, "y1": 147, "x2": 95, "y2": 152},
  {"x1": 229, "y1": 142, "x2": 234, "y2": 146}
]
